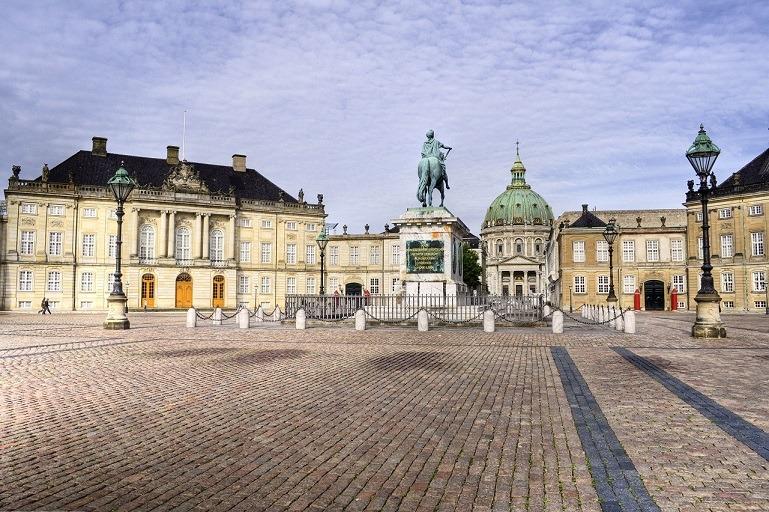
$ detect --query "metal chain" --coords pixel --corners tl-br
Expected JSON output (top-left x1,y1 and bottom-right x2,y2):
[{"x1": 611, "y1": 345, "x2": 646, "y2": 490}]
[
  {"x1": 551, "y1": 305, "x2": 628, "y2": 327},
  {"x1": 363, "y1": 308, "x2": 422, "y2": 323},
  {"x1": 425, "y1": 309, "x2": 485, "y2": 324},
  {"x1": 220, "y1": 306, "x2": 243, "y2": 320}
]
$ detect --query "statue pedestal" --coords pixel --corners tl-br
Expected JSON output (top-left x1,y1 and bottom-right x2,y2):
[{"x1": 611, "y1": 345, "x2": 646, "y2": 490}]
[{"x1": 392, "y1": 207, "x2": 470, "y2": 297}]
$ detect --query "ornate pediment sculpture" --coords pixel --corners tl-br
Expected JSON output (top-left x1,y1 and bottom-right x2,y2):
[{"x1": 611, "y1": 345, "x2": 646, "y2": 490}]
[{"x1": 163, "y1": 160, "x2": 209, "y2": 194}]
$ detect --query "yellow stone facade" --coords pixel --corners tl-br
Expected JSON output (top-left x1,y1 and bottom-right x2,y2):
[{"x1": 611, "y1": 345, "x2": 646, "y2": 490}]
[{"x1": 323, "y1": 228, "x2": 402, "y2": 296}]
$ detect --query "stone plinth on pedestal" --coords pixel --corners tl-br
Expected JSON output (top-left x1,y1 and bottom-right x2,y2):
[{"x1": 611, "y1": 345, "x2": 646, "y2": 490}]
[
  {"x1": 392, "y1": 207, "x2": 471, "y2": 297},
  {"x1": 104, "y1": 293, "x2": 130, "y2": 330}
]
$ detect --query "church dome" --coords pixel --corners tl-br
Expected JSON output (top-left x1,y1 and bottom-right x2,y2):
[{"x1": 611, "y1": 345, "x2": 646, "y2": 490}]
[{"x1": 483, "y1": 147, "x2": 554, "y2": 229}]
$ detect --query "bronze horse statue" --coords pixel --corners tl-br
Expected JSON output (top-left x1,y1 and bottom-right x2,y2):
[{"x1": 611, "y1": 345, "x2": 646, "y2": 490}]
[{"x1": 417, "y1": 156, "x2": 446, "y2": 207}]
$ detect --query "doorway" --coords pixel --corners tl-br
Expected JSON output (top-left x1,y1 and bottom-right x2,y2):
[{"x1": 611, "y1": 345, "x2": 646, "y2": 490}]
[
  {"x1": 345, "y1": 282, "x2": 362, "y2": 295},
  {"x1": 644, "y1": 280, "x2": 665, "y2": 311},
  {"x1": 212, "y1": 275, "x2": 225, "y2": 308},
  {"x1": 176, "y1": 273, "x2": 192, "y2": 308},
  {"x1": 141, "y1": 274, "x2": 156, "y2": 308}
]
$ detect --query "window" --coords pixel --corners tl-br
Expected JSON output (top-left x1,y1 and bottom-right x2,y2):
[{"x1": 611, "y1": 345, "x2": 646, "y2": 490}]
[
  {"x1": 82, "y1": 234, "x2": 96, "y2": 257},
  {"x1": 391, "y1": 244, "x2": 401, "y2": 265},
  {"x1": 369, "y1": 278, "x2": 380, "y2": 294},
  {"x1": 81, "y1": 272, "x2": 94, "y2": 292},
  {"x1": 646, "y1": 240, "x2": 659, "y2": 262},
  {"x1": 238, "y1": 276, "x2": 249, "y2": 294},
  {"x1": 20, "y1": 231, "x2": 35, "y2": 255},
  {"x1": 534, "y1": 238, "x2": 542, "y2": 255},
  {"x1": 109, "y1": 209, "x2": 117, "y2": 219},
  {"x1": 82, "y1": 207, "x2": 97, "y2": 218},
  {"x1": 698, "y1": 237, "x2": 703, "y2": 259},
  {"x1": 721, "y1": 272, "x2": 734, "y2": 293},
  {"x1": 751, "y1": 232, "x2": 764, "y2": 256},
  {"x1": 597, "y1": 275, "x2": 609, "y2": 294},
  {"x1": 623, "y1": 275, "x2": 636, "y2": 294},
  {"x1": 286, "y1": 221, "x2": 297, "y2": 231},
  {"x1": 47, "y1": 271, "x2": 62, "y2": 292},
  {"x1": 496, "y1": 239, "x2": 503, "y2": 256},
  {"x1": 753, "y1": 271, "x2": 766, "y2": 292},
  {"x1": 18, "y1": 301, "x2": 32, "y2": 309},
  {"x1": 515, "y1": 238, "x2": 523, "y2": 255},
  {"x1": 80, "y1": 301, "x2": 93, "y2": 310},
  {"x1": 392, "y1": 278, "x2": 400, "y2": 292},
  {"x1": 748, "y1": 205, "x2": 764, "y2": 216},
  {"x1": 755, "y1": 301, "x2": 767, "y2": 309},
  {"x1": 261, "y1": 242, "x2": 272, "y2": 264},
  {"x1": 330, "y1": 246, "x2": 339, "y2": 266},
  {"x1": 107, "y1": 273, "x2": 116, "y2": 292},
  {"x1": 306, "y1": 245, "x2": 316, "y2": 264},
  {"x1": 329, "y1": 277, "x2": 340, "y2": 292},
  {"x1": 720, "y1": 235, "x2": 733, "y2": 258},
  {"x1": 21, "y1": 203, "x2": 37, "y2": 215},
  {"x1": 306, "y1": 223, "x2": 317, "y2": 232},
  {"x1": 596, "y1": 241, "x2": 608, "y2": 262},
  {"x1": 19, "y1": 270, "x2": 33, "y2": 292},
  {"x1": 723, "y1": 300, "x2": 734, "y2": 309},
  {"x1": 139, "y1": 225, "x2": 154, "y2": 260},
  {"x1": 286, "y1": 277, "x2": 297, "y2": 294},
  {"x1": 285, "y1": 244, "x2": 297, "y2": 265},
  {"x1": 349, "y1": 246, "x2": 359, "y2": 265},
  {"x1": 238, "y1": 217, "x2": 251, "y2": 227},
  {"x1": 672, "y1": 275, "x2": 686, "y2": 294},
  {"x1": 695, "y1": 212, "x2": 703, "y2": 222},
  {"x1": 48, "y1": 232, "x2": 63, "y2": 256},
  {"x1": 240, "y1": 241, "x2": 251, "y2": 262},
  {"x1": 677, "y1": 301, "x2": 686, "y2": 310},
  {"x1": 306, "y1": 277, "x2": 316, "y2": 294},
  {"x1": 572, "y1": 241, "x2": 585, "y2": 262},
  {"x1": 108, "y1": 235, "x2": 117, "y2": 258},
  {"x1": 48, "y1": 204, "x2": 64, "y2": 216},
  {"x1": 209, "y1": 229, "x2": 224, "y2": 261},
  {"x1": 718, "y1": 208, "x2": 732, "y2": 219},
  {"x1": 622, "y1": 240, "x2": 635, "y2": 262},
  {"x1": 370, "y1": 246, "x2": 380, "y2": 265},
  {"x1": 573, "y1": 275, "x2": 586, "y2": 294},
  {"x1": 260, "y1": 276, "x2": 271, "y2": 294},
  {"x1": 175, "y1": 227, "x2": 191, "y2": 260},
  {"x1": 261, "y1": 219, "x2": 273, "y2": 229}
]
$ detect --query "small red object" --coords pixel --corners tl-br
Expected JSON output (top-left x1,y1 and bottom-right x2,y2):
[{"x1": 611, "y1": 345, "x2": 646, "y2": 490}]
[
  {"x1": 671, "y1": 289, "x2": 678, "y2": 311},
  {"x1": 634, "y1": 289, "x2": 641, "y2": 311}
]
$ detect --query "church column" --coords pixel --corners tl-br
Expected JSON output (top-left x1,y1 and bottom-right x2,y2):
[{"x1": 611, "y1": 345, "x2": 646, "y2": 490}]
[
  {"x1": 158, "y1": 210, "x2": 168, "y2": 258},
  {"x1": 131, "y1": 208, "x2": 139, "y2": 256},
  {"x1": 193, "y1": 213, "x2": 202, "y2": 259},
  {"x1": 228, "y1": 215, "x2": 236, "y2": 261},
  {"x1": 202, "y1": 214, "x2": 210, "y2": 259},
  {"x1": 167, "y1": 211, "x2": 176, "y2": 258}
]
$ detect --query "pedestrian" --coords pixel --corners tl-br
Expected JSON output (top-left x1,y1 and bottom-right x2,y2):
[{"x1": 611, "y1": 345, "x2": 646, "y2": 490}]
[
  {"x1": 38, "y1": 298, "x2": 46, "y2": 314},
  {"x1": 43, "y1": 298, "x2": 52, "y2": 314}
]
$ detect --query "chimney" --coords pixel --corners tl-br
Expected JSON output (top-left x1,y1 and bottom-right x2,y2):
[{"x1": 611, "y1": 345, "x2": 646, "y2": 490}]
[
  {"x1": 167, "y1": 146, "x2": 180, "y2": 165},
  {"x1": 92, "y1": 137, "x2": 107, "y2": 157},
  {"x1": 232, "y1": 154, "x2": 246, "y2": 172},
  {"x1": 581, "y1": 204, "x2": 588, "y2": 214}
]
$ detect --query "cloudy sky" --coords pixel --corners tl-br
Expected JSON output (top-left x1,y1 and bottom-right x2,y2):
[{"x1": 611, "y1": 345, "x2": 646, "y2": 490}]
[{"x1": 2, "y1": 0, "x2": 768, "y2": 232}]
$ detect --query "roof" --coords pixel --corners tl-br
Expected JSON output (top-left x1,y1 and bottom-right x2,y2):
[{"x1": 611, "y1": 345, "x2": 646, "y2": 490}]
[
  {"x1": 42, "y1": 150, "x2": 296, "y2": 202},
  {"x1": 559, "y1": 207, "x2": 687, "y2": 230},
  {"x1": 568, "y1": 205, "x2": 606, "y2": 228},
  {"x1": 686, "y1": 146, "x2": 769, "y2": 201}
]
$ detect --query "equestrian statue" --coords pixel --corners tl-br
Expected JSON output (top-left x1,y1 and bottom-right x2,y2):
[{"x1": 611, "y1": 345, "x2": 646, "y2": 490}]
[{"x1": 417, "y1": 129, "x2": 451, "y2": 207}]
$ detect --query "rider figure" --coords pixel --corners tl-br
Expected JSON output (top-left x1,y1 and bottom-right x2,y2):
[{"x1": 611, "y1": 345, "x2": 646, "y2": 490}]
[{"x1": 421, "y1": 129, "x2": 451, "y2": 189}]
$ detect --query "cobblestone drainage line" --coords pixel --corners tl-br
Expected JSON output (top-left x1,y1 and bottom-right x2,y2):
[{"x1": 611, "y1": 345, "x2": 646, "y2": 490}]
[
  {"x1": 613, "y1": 347, "x2": 769, "y2": 462},
  {"x1": 550, "y1": 347, "x2": 661, "y2": 512}
]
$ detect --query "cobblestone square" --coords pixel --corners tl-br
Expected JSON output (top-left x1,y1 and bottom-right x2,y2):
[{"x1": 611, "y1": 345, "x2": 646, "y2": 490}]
[{"x1": 1, "y1": 312, "x2": 768, "y2": 511}]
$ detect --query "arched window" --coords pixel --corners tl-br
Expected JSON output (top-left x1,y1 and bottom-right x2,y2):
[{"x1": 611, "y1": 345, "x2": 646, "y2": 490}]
[
  {"x1": 515, "y1": 238, "x2": 523, "y2": 255},
  {"x1": 139, "y1": 225, "x2": 155, "y2": 260},
  {"x1": 210, "y1": 229, "x2": 224, "y2": 261},
  {"x1": 175, "y1": 227, "x2": 191, "y2": 260},
  {"x1": 534, "y1": 238, "x2": 543, "y2": 255},
  {"x1": 496, "y1": 239, "x2": 503, "y2": 256}
]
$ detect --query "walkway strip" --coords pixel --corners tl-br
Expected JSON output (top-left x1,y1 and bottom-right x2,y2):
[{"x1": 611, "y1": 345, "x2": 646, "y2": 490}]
[
  {"x1": 614, "y1": 347, "x2": 769, "y2": 462},
  {"x1": 551, "y1": 347, "x2": 661, "y2": 512}
]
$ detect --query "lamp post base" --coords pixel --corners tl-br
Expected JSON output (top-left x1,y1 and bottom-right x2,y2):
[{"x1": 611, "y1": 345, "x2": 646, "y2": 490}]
[
  {"x1": 692, "y1": 292, "x2": 726, "y2": 338},
  {"x1": 104, "y1": 293, "x2": 130, "y2": 330}
]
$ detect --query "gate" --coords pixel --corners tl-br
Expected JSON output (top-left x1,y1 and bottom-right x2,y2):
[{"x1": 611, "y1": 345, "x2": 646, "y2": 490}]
[{"x1": 644, "y1": 280, "x2": 665, "y2": 311}]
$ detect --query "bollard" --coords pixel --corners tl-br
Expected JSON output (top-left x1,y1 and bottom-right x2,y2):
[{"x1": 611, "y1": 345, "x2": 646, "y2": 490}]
[
  {"x1": 615, "y1": 310, "x2": 624, "y2": 331},
  {"x1": 608, "y1": 306, "x2": 616, "y2": 328},
  {"x1": 543, "y1": 305, "x2": 551, "y2": 319},
  {"x1": 253, "y1": 306, "x2": 264, "y2": 322},
  {"x1": 238, "y1": 308, "x2": 250, "y2": 329},
  {"x1": 296, "y1": 308, "x2": 306, "y2": 330},
  {"x1": 186, "y1": 308, "x2": 197, "y2": 328},
  {"x1": 483, "y1": 309, "x2": 495, "y2": 333},
  {"x1": 355, "y1": 309, "x2": 366, "y2": 331},
  {"x1": 623, "y1": 311, "x2": 636, "y2": 334},
  {"x1": 213, "y1": 307, "x2": 223, "y2": 326},
  {"x1": 552, "y1": 311, "x2": 564, "y2": 333},
  {"x1": 417, "y1": 309, "x2": 429, "y2": 332},
  {"x1": 581, "y1": 306, "x2": 586, "y2": 318}
]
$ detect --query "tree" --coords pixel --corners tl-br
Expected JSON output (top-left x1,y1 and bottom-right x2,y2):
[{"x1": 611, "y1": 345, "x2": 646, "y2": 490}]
[{"x1": 462, "y1": 244, "x2": 482, "y2": 290}]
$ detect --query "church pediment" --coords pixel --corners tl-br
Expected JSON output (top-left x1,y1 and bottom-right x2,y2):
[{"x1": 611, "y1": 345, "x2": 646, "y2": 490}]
[{"x1": 493, "y1": 254, "x2": 542, "y2": 266}]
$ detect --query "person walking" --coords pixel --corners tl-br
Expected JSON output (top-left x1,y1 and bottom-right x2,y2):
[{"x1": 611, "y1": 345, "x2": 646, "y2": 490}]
[
  {"x1": 43, "y1": 298, "x2": 52, "y2": 314},
  {"x1": 38, "y1": 298, "x2": 46, "y2": 314}
]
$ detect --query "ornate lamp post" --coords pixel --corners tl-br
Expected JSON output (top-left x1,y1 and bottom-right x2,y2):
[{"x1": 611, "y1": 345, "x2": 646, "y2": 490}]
[
  {"x1": 104, "y1": 162, "x2": 136, "y2": 330},
  {"x1": 315, "y1": 226, "x2": 329, "y2": 295},
  {"x1": 602, "y1": 218, "x2": 619, "y2": 303},
  {"x1": 686, "y1": 125, "x2": 726, "y2": 338}
]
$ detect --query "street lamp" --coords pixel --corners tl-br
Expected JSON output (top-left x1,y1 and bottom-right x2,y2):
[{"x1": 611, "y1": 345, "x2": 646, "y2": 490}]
[
  {"x1": 602, "y1": 217, "x2": 619, "y2": 303},
  {"x1": 686, "y1": 124, "x2": 726, "y2": 338},
  {"x1": 315, "y1": 225, "x2": 329, "y2": 295},
  {"x1": 104, "y1": 162, "x2": 136, "y2": 330}
]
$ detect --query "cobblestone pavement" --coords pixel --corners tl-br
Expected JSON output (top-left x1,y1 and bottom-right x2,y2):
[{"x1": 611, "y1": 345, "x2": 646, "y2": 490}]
[{"x1": 0, "y1": 311, "x2": 768, "y2": 511}]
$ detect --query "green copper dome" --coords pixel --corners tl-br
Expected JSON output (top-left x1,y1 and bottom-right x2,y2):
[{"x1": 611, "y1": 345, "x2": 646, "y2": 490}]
[{"x1": 483, "y1": 147, "x2": 554, "y2": 228}]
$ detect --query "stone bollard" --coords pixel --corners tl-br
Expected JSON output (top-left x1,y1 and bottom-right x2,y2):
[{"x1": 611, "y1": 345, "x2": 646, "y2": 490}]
[
  {"x1": 581, "y1": 306, "x2": 586, "y2": 318},
  {"x1": 213, "y1": 308, "x2": 223, "y2": 326},
  {"x1": 417, "y1": 309, "x2": 429, "y2": 332},
  {"x1": 186, "y1": 308, "x2": 197, "y2": 328},
  {"x1": 543, "y1": 305, "x2": 551, "y2": 319},
  {"x1": 238, "y1": 308, "x2": 250, "y2": 329},
  {"x1": 599, "y1": 306, "x2": 606, "y2": 324},
  {"x1": 355, "y1": 309, "x2": 366, "y2": 331},
  {"x1": 623, "y1": 311, "x2": 636, "y2": 334},
  {"x1": 608, "y1": 307, "x2": 616, "y2": 328},
  {"x1": 253, "y1": 306, "x2": 264, "y2": 322},
  {"x1": 552, "y1": 311, "x2": 564, "y2": 333},
  {"x1": 483, "y1": 310, "x2": 495, "y2": 333},
  {"x1": 615, "y1": 310, "x2": 624, "y2": 331},
  {"x1": 590, "y1": 305, "x2": 596, "y2": 320},
  {"x1": 296, "y1": 309, "x2": 306, "y2": 330}
]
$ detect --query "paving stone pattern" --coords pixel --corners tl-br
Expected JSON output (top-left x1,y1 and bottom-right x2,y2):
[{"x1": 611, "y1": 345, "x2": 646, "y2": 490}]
[{"x1": 0, "y1": 311, "x2": 768, "y2": 511}]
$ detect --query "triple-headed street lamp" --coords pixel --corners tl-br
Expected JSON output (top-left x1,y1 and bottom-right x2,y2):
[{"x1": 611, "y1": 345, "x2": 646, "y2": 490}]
[
  {"x1": 104, "y1": 162, "x2": 136, "y2": 330},
  {"x1": 602, "y1": 217, "x2": 618, "y2": 303},
  {"x1": 315, "y1": 225, "x2": 329, "y2": 295},
  {"x1": 686, "y1": 124, "x2": 726, "y2": 338}
]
